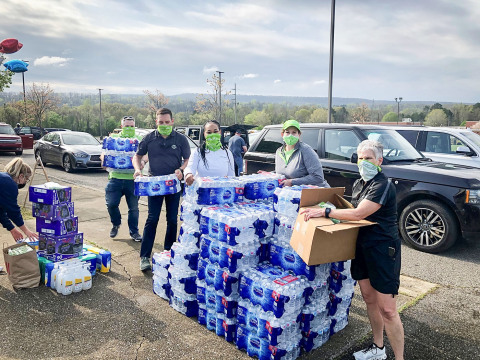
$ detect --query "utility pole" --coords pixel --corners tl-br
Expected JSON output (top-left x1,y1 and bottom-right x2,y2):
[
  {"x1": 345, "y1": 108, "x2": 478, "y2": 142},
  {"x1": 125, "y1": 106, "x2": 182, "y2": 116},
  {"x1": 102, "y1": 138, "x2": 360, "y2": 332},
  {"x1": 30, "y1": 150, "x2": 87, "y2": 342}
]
[
  {"x1": 217, "y1": 71, "x2": 224, "y2": 125},
  {"x1": 98, "y1": 88, "x2": 104, "y2": 138},
  {"x1": 327, "y1": 0, "x2": 336, "y2": 123},
  {"x1": 232, "y1": 83, "x2": 237, "y2": 124},
  {"x1": 395, "y1": 97, "x2": 403, "y2": 125}
]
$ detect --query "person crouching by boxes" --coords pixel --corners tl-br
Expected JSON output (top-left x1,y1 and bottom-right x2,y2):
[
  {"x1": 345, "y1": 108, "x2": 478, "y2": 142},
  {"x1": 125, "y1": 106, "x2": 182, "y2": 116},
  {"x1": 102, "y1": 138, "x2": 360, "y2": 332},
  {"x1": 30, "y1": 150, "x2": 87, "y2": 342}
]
[{"x1": 301, "y1": 139, "x2": 404, "y2": 360}]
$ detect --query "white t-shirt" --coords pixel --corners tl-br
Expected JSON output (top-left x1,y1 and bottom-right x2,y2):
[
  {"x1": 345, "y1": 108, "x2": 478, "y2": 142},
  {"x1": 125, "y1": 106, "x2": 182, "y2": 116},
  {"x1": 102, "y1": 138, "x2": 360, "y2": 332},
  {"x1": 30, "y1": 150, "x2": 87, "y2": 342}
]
[{"x1": 185, "y1": 148, "x2": 235, "y2": 178}]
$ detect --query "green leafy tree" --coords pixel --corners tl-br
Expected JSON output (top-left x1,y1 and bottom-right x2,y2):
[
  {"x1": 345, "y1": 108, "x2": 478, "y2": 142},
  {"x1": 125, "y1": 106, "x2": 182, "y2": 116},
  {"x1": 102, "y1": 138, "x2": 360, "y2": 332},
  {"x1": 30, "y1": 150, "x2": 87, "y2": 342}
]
[
  {"x1": 294, "y1": 108, "x2": 311, "y2": 123},
  {"x1": 425, "y1": 109, "x2": 448, "y2": 126},
  {"x1": 333, "y1": 106, "x2": 348, "y2": 123},
  {"x1": 244, "y1": 109, "x2": 272, "y2": 128},
  {"x1": 382, "y1": 111, "x2": 398, "y2": 122},
  {"x1": 309, "y1": 108, "x2": 328, "y2": 123},
  {"x1": 0, "y1": 70, "x2": 13, "y2": 92}
]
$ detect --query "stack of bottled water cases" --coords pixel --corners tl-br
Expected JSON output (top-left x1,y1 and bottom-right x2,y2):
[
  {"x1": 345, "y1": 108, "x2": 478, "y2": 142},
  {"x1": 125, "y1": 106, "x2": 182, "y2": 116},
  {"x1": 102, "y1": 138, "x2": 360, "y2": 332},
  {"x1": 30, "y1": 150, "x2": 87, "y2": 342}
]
[
  {"x1": 102, "y1": 135, "x2": 139, "y2": 172},
  {"x1": 152, "y1": 250, "x2": 171, "y2": 300},
  {"x1": 152, "y1": 175, "x2": 355, "y2": 359}
]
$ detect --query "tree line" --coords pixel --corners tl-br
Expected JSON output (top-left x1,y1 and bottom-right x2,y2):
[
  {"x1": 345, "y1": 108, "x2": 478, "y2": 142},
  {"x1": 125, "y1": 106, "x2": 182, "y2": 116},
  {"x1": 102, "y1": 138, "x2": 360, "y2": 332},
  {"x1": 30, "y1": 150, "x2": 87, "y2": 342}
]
[{"x1": 1, "y1": 78, "x2": 479, "y2": 136}]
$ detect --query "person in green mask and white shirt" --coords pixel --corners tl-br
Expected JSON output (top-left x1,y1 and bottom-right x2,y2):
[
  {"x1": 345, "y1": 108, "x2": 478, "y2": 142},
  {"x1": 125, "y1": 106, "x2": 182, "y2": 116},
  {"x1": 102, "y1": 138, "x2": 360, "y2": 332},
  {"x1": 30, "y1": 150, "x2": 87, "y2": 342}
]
[
  {"x1": 184, "y1": 120, "x2": 235, "y2": 185},
  {"x1": 274, "y1": 119, "x2": 329, "y2": 188},
  {"x1": 101, "y1": 116, "x2": 144, "y2": 241}
]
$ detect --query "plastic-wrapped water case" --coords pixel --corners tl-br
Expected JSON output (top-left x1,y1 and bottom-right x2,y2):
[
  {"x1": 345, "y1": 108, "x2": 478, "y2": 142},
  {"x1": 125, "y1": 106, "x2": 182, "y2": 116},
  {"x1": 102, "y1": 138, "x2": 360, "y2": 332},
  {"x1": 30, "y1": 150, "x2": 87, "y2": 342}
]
[
  {"x1": 102, "y1": 136, "x2": 139, "y2": 152},
  {"x1": 169, "y1": 289, "x2": 198, "y2": 317},
  {"x1": 134, "y1": 174, "x2": 181, "y2": 196},
  {"x1": 239, "y1": 173, "x2": 285, "y2": 200},
  {"x1": 184, "y1": 177, "x2": 244, "y2": 205}
]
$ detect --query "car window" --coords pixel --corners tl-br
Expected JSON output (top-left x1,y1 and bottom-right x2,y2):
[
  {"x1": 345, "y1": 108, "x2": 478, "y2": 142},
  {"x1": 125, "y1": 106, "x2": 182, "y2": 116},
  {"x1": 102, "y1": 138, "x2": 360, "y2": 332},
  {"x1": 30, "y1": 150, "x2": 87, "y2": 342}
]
[
  {"x1": 176, "y1": 127, "x2": 186, "y2": 135},
  {"x1": 325, "y1": 129, "x2": 361, "y2": 160},
  {"x1": 61, "y1": 133, "x2": 99, "y2": 145},
  {"x1": 0, "y1": 125, "x2": 15, "y2": 135},
  {"x1": 188, "y1": 129, "x2": 200, "y2": 141},
  {"x1": 425, "y1": 132, "x2": 466, "y2": 154},
  {"x1": 396, "y1": 130, "x2": 419, "y2": 146},
  {"x1": 461, "y1": 131, "x2": 480, "y2": 149},
  {"x1": 52, "y1": 134, "x2": 60, "y2": 143},
  {"x1": 43, "y1": 133, "x2": 53, "y2": 142},
  {"x1": 361, "y1": 129, "x2": 422, "y2": 161},
  {"x1": 21, "y1": 127, "x2": 32, "y2": 134}
]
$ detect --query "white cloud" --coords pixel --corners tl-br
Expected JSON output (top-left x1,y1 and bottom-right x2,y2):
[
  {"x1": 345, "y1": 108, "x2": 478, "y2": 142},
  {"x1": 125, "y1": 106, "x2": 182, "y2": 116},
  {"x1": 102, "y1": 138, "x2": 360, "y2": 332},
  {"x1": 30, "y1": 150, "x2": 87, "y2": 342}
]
[
  {"x1": 274, "y1": 79, "x2": 281, "y2": 84},
  {"x1": 33, "y1": 56, "x2": 73, "y2": 67},
  {"x1": 313, "y1": 80, "x2": 326, "y2": 85},
  {"x1": 239, "y1": 74, "x2": 259, "y2": 79},
  {"x1": 203, "y1": 66, "x2": 219, "y2": 74}
]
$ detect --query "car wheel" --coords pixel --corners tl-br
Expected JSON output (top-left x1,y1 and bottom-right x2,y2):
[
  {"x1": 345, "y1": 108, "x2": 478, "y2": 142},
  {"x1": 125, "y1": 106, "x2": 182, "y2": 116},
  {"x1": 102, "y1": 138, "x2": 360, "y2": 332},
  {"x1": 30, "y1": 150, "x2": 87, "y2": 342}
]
[
  {"x1": 15, "y1": 150, "x2": 23, "y2": 156},
  {"x1": 63, "y1": 154, "x2": 74, "y2": 173},
  {"x1": 399, "y1": 199, "x2": 458, "y2": 253}
]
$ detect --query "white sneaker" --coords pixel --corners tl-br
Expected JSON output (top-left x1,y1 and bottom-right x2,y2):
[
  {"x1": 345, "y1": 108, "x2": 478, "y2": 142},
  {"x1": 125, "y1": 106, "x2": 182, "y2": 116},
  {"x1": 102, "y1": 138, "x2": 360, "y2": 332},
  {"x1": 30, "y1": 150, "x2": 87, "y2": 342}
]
[{"x1": 353, "y1": 343, "x2": 387, "y2": 360}]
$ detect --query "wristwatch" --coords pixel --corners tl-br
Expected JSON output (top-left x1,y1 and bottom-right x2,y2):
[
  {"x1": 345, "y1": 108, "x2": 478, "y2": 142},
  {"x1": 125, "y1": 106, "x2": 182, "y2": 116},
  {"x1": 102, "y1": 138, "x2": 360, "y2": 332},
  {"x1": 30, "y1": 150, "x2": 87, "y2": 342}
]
[{"x1": 325, "y1": 207, "x2": 331, "y2": 218}]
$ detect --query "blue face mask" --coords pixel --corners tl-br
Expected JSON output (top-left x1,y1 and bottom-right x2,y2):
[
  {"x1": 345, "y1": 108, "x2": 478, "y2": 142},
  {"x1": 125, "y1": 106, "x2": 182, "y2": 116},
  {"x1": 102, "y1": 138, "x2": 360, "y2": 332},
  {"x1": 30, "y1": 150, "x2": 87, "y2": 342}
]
[{"x1": 358, "y1": 160, "x2": 381, "y2": 181}]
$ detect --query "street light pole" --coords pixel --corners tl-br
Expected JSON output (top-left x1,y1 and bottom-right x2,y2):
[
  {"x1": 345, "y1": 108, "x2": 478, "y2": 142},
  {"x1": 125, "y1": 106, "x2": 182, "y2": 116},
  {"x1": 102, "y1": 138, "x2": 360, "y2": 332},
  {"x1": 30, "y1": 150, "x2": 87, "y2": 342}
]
[
  {"x1": 217, "y1": 70, "x2": 224, "y2": 125},
  {"x1": 98, "y1": 88, "x2": 104, "y2": 138},
  {"x1": 395, "y1": 97, "x2": 403, "y2": 124},
  {"x1": 232, "y1": 83, "x2": 237, "y2": 124},
  {"x1": 327, "y1": 0, "x2": 336, "y2": 123}
]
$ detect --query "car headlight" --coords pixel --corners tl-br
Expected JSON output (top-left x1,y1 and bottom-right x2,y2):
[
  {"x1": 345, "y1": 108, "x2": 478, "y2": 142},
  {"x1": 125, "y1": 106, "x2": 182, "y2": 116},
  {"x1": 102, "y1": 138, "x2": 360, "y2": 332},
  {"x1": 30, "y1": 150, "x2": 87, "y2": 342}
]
[
  {"x1": 72, "y1": 151, "x2": 88, "y2": 158},
  {"x1": 466, "y1": 189, "x2": 480, "y2": 204}
]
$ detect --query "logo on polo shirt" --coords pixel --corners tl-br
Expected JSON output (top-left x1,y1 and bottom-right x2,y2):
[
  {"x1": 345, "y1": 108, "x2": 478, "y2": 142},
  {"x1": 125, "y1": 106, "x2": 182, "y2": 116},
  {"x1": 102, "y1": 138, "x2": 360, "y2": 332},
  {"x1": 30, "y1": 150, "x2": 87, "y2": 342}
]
[{"x1": 171, "y1": 145, "x2": 177, "y2": 149}]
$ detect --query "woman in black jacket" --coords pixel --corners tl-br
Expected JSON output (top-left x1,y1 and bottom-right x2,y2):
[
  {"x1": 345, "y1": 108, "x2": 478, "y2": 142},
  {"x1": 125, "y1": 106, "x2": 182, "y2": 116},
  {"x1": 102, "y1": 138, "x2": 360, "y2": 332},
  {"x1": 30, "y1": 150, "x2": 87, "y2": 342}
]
[{"x1": 0, "y1": 158, "x2": 38, "y2": 241}]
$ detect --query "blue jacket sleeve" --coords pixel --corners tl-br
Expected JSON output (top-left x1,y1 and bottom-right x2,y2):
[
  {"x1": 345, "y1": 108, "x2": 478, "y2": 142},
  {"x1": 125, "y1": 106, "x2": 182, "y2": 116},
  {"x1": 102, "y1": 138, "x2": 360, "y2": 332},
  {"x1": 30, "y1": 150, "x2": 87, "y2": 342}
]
[{"x1": 0, "y1": 176, "x2": 24, "y2": 231}]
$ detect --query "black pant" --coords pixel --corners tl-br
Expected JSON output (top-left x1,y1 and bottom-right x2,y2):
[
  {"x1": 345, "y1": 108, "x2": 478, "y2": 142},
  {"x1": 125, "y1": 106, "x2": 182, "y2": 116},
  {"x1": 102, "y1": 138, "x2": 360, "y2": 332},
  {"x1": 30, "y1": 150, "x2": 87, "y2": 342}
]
[
  {"x1": 234, "y1": 163, "x2": 240, "y2": 176},
  {"x1": 140, "y1": 192, "x2": 181, "y2": 257}
]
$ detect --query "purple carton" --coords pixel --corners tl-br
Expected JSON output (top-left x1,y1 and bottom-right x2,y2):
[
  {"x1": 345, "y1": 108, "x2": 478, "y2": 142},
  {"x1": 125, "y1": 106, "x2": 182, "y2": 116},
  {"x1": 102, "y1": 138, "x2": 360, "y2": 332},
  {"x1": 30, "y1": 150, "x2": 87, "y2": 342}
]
[
  {"x1": 29, "y1": 184, "x2": 72, "y2": 205},
  {"x1": 42, "y1": 232, "x2": 83, "y2": 262},
  {"x1": 36, "y1": 216, "x2": 78, "y2": 236},
  {"x1": 32, "y1": 202, "x2": 74, "y2": 221}
]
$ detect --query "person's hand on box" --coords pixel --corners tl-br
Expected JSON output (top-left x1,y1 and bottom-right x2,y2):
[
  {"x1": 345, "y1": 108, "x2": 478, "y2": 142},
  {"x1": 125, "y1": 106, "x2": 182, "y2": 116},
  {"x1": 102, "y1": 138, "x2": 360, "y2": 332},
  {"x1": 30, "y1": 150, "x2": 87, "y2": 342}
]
[
  {"x1": 301, "y1": 207, "x2": 325, "y2": 221},
  {"x1": 10, "y1": 228, "x2": 24, "y2": 241},
  {"x1": 23, "y1": 228, "x2": 39, "y2": 240},
  {"x1": 279, "y1": 179, "x2": 293, "y2": 187}
]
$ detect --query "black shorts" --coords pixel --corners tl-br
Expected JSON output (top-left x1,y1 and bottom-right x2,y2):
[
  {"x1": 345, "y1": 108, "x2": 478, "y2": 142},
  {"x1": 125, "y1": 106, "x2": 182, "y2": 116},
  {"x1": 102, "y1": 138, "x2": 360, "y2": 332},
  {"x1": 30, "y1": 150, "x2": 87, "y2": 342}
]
[{"x1": 351, "y1": 239, "x2": 401, "y2": 295}]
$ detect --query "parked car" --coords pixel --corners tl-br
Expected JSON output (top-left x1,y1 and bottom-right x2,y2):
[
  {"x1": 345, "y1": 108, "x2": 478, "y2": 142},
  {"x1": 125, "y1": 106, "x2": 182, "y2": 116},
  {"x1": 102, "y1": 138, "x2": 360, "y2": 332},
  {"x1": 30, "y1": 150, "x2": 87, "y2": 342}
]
[
  {"x1": 0, "y1": 122, "x2": 23, "y2": 155},
  {"x1": 392, "y1": 126, "x2": 480, "y2": 168},
  {"x1": 34, "y1": 131, "x2": 102, "y2": 172},
  {"x1": 175, "y1": 124, "x2": 256, "y2": 148},
  {"x1": 44, "y1": 128, "x2": 70, "y2": 133},
  {"x1": 19, "y1": 126, "x2": 47, "y2": 140},
  {"x1": 244, "y1": 123, "x2": 480, "y2": 253}
]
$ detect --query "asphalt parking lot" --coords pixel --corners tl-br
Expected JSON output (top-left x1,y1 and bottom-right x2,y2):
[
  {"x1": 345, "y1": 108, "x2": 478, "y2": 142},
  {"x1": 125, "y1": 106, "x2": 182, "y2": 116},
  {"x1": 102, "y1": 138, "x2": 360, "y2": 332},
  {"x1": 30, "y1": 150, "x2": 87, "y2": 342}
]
[{"x1": 0, "y1": 151, "x2": 479, "y2": 359}]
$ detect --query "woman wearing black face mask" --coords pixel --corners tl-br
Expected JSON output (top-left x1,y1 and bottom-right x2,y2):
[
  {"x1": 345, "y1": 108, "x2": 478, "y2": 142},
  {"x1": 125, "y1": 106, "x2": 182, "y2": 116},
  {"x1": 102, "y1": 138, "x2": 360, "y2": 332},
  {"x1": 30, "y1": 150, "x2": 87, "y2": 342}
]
[{"x1": 0, "y1": 158, "x2": 38, "y2": 241}]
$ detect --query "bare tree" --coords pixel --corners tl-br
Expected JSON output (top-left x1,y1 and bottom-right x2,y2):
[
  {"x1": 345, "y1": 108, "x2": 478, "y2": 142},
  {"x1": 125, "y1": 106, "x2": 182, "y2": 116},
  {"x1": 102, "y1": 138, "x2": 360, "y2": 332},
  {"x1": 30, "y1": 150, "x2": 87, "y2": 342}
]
[
  {"x1": 26, "y1": 83, "x2": 59, "y2": 128},
  {"x1": 351, "y1": 103, "x2": 370, "y2": 123},
  {"x1": 195, "y1": 73, "x2": 230, "y2": 123},
  {"x1": 144, "y1": 89, "x2": 169, "y2": 126}
]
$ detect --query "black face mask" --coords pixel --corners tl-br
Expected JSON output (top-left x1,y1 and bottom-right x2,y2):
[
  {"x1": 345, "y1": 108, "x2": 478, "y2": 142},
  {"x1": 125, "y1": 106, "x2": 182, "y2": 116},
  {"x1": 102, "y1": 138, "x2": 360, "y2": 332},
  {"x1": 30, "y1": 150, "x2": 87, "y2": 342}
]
[{"x1": 18, "y1": 183, "x2": 26, "y2": 189}]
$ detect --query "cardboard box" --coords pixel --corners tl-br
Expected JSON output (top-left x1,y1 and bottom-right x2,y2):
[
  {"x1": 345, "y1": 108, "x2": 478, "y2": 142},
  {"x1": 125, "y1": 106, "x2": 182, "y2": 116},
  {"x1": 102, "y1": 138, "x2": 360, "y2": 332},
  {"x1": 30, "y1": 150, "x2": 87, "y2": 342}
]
[
  {"x1": 29, "y1": 184, "x2": 72, "y2": 205},
  {"x1": 36, "y1": 216, "x2": 78, "y2": 236},
  {"x1": 32, "y1": 202, "x2": 74, "y2": 221},
  {"x1": 39, "y1": 232, "x2": 83, "y2": 262},
  {"x1": 290, "y1": 187, "x2": 374, "y2": 265}
]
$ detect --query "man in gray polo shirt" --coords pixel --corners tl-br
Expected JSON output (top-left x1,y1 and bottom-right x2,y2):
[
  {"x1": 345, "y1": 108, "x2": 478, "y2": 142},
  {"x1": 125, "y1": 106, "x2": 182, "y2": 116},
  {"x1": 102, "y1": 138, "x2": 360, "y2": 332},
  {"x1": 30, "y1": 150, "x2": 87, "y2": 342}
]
[
  {"x1": 133, "y1": 108, "x2": 191, "y2": 271},
  {"x1": 228, "y1": 129, "x2": 248, "y2": 176}
]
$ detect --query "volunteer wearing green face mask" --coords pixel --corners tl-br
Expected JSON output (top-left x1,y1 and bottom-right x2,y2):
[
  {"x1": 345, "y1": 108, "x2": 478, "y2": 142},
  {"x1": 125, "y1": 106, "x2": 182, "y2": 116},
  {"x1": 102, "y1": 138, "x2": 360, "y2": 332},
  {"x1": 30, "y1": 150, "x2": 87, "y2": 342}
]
[
  {"x1": 301, "y1": 140, "x2": 404, "y2": 360},
  {"x1": 184, "y1": 120, "x2": 235, "y2": 185},
  {"x1": 101, "y1": 116, "x2": 144, "y2": 242},
  {"x1": 274, "y1": 119, "x2": 329, "y2": 187},
  {"x1": 133, "y1": 108, "x2": 191, "y2": 272}
]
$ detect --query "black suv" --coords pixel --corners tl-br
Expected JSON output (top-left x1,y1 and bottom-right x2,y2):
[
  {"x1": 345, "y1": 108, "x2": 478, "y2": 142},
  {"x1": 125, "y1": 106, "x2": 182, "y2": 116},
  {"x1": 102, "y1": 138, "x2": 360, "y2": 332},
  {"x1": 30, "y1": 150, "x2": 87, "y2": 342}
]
[{"x1": 244, "y1": 123, "x2": 480, "y2": 253}]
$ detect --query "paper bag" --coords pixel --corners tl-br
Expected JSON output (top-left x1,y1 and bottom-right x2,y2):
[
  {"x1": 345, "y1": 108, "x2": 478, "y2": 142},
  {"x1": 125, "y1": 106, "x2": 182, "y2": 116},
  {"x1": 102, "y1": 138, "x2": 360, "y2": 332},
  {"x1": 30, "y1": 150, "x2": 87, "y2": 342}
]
[{"x1": 3, "y1": 242, "x2": 40, "y2": 289}]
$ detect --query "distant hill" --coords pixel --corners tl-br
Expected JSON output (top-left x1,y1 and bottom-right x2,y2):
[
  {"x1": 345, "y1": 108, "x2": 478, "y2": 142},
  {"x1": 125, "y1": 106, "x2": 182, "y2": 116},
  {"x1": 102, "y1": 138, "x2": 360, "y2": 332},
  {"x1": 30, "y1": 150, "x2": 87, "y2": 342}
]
[{"x1": 0, "y1": 91, "x2": 469, "y2": 107}]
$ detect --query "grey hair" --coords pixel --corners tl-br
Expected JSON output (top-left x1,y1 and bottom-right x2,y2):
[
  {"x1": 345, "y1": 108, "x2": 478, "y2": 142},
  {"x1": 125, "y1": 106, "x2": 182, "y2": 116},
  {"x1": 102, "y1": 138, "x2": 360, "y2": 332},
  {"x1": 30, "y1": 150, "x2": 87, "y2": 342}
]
[
  {"x1": 4, "y1": 158, "x2": 32, "y2": 180},
  {"x1": 357, "y1": 140, "x2": 383, "y2": 160}
]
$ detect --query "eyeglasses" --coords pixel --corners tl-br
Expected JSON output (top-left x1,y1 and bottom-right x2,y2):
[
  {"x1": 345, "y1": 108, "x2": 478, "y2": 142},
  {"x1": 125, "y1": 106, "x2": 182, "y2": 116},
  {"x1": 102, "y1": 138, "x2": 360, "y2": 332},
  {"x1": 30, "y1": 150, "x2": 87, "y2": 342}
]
[{"x1": 122, "y1": 116, "x2": 134, "y2": 121}]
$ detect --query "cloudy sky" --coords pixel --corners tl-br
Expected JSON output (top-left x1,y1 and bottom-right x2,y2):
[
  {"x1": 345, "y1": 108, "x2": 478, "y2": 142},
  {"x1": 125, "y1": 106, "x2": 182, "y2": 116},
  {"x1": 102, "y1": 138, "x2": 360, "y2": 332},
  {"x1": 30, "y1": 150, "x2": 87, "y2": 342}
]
[{"x1": 1, "y1": 0, "x2": 479, "y2": 103}]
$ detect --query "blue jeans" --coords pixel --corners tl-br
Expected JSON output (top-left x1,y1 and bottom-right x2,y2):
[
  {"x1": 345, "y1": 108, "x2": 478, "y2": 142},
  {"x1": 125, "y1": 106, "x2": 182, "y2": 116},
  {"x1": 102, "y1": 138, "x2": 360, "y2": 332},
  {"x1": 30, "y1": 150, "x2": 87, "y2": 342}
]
[
  {"x1": 105, "y1": 178, "x2": 139, "y2": 235},
  {"x1": 140, "y1": 191, "x2": 181, "y2": 257}
]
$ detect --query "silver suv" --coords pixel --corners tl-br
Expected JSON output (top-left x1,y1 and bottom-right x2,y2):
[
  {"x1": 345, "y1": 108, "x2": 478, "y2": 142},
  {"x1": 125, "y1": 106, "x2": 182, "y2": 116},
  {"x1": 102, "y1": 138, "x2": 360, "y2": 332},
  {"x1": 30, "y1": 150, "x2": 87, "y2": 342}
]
[{"x1": 393, "y1": 126, "x2": 480, "y2": 168}]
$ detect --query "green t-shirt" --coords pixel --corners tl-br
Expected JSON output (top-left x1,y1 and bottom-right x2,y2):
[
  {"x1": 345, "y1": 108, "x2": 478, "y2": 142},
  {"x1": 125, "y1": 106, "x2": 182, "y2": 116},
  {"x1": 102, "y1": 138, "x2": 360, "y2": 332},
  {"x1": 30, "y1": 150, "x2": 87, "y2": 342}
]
[
  {"x1": 108, "y1": 130, "x2": 143, "y2": 180},
  {"x1": 280, "y1": 147, "x2": 296, "y2": 164}
]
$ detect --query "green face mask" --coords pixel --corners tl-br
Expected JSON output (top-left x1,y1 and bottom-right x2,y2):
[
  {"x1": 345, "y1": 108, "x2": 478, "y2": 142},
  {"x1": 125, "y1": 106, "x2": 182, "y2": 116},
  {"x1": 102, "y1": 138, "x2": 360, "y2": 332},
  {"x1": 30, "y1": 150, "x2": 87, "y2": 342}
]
[
  {"x1": 205, "y1": 133, "x2": 222, "y2": 151},
  {"x1": 157, "y1": 125, "x2": 173, "y2": 136},
  {"x1": 121, "y1": 126, "x2": 135, "y2": 138},
  {"x1": 283, "y1": 134, "x2": 299, "y2": 146}
]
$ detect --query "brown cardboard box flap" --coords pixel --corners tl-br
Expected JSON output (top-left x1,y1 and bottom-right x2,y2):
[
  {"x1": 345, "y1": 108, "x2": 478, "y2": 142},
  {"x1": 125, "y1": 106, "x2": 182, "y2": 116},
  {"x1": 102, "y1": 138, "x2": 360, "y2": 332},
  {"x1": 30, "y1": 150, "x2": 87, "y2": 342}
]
[{"x1": 299, "y1": 187, "x2": 345, "y2": 208}]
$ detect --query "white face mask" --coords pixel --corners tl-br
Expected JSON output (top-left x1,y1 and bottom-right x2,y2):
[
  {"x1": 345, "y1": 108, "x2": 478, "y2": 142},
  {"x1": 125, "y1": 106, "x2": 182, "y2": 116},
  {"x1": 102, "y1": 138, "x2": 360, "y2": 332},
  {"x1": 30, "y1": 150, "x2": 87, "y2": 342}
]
[{"x1": 358, "y1": 160, "x2": 381, "y2": 181}]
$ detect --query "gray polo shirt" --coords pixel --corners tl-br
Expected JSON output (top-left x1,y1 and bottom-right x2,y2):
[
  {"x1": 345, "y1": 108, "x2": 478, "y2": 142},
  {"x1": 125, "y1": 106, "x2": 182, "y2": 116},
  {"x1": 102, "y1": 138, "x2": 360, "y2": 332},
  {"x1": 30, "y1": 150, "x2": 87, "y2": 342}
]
[
  {"x1": 137, "y1": 130, "x2": 191, "y2": 176},
  {"x1": 228, "y1": 135, "x2": 246, "y2": 158},
  {"x1": 275, "y1": 142, "x2": 329, "y2": 187}
]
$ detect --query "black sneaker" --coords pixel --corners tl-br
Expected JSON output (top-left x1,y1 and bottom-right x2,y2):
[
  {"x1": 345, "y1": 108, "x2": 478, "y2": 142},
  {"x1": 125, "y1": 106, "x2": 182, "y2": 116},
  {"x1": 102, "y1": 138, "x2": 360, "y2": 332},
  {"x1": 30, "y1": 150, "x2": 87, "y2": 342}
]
[
  {"x1": 110, "y1": 225, "x2": 120, "y2": 238},
  {"x1": 130, "y1": 232, "x2": 142, "y2": 242}
]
